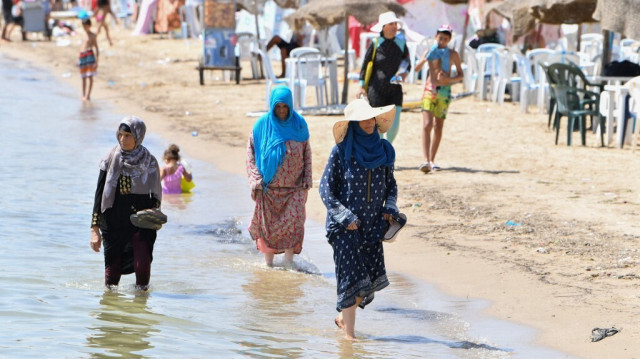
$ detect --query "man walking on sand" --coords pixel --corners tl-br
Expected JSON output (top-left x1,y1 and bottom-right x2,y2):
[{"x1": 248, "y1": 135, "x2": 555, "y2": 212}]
[{"x1": 414, "y1": 24, "x2": 463, "y2": 173}]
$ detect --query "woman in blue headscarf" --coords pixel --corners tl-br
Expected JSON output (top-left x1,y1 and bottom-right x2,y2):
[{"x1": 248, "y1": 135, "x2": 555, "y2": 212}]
[
  {"x1": 319, "y1": 98, "x2": 406, "y2": 340},
  {"x1": 246, "y1": 87, "x2": 312, "y2": 268}
]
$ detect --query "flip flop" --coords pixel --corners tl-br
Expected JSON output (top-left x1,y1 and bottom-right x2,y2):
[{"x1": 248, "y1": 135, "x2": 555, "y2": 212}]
[{"x1": 383, "y1": 213, "x2": 407, "y2": 243}]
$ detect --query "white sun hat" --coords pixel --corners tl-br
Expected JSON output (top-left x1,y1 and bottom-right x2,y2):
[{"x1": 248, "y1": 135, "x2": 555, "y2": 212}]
[
  {"x1": 332, "y1": 99, "x2": 396, "y2": 144},
  {"x1": 370, "y1": 11, "x2": 404, "y2": 33}
]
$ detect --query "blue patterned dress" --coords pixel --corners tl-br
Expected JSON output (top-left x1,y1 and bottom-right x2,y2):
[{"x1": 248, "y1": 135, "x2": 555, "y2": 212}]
[{"x1": 319, "y1": 145, "x2": 399, "y2": 311}]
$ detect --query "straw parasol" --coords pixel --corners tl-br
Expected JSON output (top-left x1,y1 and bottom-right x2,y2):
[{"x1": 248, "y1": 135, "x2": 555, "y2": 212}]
[
  {"x1": 236, "y1": 0, "x2": 300, "y2": 12},
  {"x1": 236, "y1": 0, "x2": 301, "y2": 43},
  {"x1": 593, "y1": 0, "x2": 640, "y2": 41},
  {"x1": 439, "y1": 0, "x2": 470, "y2": 4},
  {"x1": 486, "y1": 0, "x2": 596, "y2": 39},
  {"x1": 285, "y1": 0, "x2": 407, "y2": 104}
]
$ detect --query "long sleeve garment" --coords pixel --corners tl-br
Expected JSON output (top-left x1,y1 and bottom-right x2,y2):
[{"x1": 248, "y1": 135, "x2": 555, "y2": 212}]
[
  {"x1": 92, "y1": 170, "x2": 160, "y2": 273},
  {"x1": 246, "y1": 135, "x2": 312, "y2": 253},
  {"x1": 319, "y1": 145, "x2": 399, "y2": 311},
  {"x1": 359, "y1": 36, "x2": 411, "y2": 107}
]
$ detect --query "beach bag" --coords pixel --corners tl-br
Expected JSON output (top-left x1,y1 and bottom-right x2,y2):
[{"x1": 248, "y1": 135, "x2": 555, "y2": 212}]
[
  {"x1": 363, "y1": 38, "x2": 379, "y2": 93},
  {"x1": 130, "y1": 208, "x2": 168, "y2": 230}
]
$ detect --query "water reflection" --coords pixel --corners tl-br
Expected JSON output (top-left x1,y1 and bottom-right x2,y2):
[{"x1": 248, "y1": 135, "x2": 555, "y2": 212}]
[
  {"x1": 86, "y1": 291, "x2": 160, "y2": 358},
  {"x1": 163, "y1": 193, "x2": 194, "y2": 211},
  {"x1": 235, "y1": 269, "x2": 307, "y2": 358},
  {"x1": 242, "y1": 268, "x2": 305, "y2": 318}
]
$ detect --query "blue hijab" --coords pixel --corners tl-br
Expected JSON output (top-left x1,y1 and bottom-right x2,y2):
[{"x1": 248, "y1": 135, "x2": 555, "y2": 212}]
[
  {"x1": 252, "y1": 87, "x2": 309, "y2": 188},
  {"x1": 338, "y1": 121, "x2": 395, "y2": 170}
]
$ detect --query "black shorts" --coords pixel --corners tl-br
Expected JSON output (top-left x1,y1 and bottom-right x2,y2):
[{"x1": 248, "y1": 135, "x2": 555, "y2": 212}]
[
  {"x1": 2, "y1": 0, "x2": 13, "y2": 24},
  {"x1": 276, "y1": 39, "x2": 300, "y2": 56}
]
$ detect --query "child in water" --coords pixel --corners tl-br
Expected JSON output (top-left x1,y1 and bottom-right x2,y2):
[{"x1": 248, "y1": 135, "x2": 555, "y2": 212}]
[
  {"x1": 78, "y1": 18, "x2": 99, "y2": 101},
  {"x1": 161, "y1": 144, "x2": 193, "y2": 194}
]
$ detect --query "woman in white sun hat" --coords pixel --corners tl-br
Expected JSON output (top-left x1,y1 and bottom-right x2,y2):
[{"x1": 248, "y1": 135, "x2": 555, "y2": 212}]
[
  {"x1": 319, "y1": 98, "x2": 406, "y2": 340},
  {"x1": 357, "y1": 11, "x2": 411, "y2": 144}
]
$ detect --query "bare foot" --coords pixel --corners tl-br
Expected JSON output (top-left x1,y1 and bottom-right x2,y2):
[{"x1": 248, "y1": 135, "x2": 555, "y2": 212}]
[
  {"x1": 334, "y1": 315, "x2": 344, "y2": 329},
  {"x1": 82, "y1": 96, "x2": 88, "y2": 101},
  {"x1": 344, "y1": 334, "x2": 356, "y2": 340}
]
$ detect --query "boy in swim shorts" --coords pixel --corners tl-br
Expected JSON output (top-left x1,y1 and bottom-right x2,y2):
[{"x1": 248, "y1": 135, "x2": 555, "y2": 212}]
[
  {"x1": 414, "y1": 24, "x2": 463, "y2": 173},
  {"x1": 78, "y1": 18, "x2": 99, "y2": 101}
]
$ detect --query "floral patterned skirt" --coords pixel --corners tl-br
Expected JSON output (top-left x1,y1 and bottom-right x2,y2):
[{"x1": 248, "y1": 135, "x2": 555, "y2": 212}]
[{"x1": 249, "y1": 187, "x2": 307, "y2": 254}]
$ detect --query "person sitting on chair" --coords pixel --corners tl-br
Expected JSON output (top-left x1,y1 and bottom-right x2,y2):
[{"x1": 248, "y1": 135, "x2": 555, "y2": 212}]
[{"x1": 266, "y1": 31, "x2": 305, "y2": 78}]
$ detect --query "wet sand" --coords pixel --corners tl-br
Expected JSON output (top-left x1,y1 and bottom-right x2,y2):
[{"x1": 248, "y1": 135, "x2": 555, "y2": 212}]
[{"x1": 3, "y1": 25, "x2": 640, "y2": 357}]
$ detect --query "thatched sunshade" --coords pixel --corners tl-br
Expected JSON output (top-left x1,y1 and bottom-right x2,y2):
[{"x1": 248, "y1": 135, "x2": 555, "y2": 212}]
[
  {"x1": 285, "y1": 0, "x2": 407, "y2": 104},
  {"x1": 236, "y1": 0, "x2": 300, "y2": 13},
  {"x1": 593, "y1": 0, "x2": 640, "y2": 41},
  {"x1": 439, "y1": 0, "x2": 470, "y2": 4},
  {"x1": 529, "y1": 0, "x2": 597, "y2": 24},
  {"x1": 486, "y1": 0, "x2": 597, "y2": 39}
]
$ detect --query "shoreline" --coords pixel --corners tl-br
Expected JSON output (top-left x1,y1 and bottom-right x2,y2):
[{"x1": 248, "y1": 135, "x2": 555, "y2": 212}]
[{"x1": 4, "y1": 25, "x2": 640, "y2": 358}]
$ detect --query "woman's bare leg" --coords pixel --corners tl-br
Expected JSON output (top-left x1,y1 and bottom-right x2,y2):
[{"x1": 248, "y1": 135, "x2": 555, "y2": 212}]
[
  {"x1": 339, "y1": 297, "x2": 363, "y2": 340},
  {"x1": 283, "y1": 248, "x2": 294, "y2": 267},
  {"x1": 264, "y1": 252, "x2": 274, "y2": 267}
]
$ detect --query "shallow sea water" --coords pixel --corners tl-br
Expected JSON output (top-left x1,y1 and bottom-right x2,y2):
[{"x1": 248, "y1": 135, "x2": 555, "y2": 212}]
[{"x1": 0, "y1": 53, "x2": 573, "y2": 358}]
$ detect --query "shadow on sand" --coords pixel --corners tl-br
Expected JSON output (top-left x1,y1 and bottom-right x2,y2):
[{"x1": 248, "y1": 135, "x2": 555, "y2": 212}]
[{"x1": 395, "y1": 166, "x2": 519, "y2": 175}]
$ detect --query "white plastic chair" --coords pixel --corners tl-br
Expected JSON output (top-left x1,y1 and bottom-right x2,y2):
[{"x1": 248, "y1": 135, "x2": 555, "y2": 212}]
[
  {"x1": 409, "y1": 37, "x2": 435, "y2": 86},
  {"x1": 492, "y1": 49, "x2": 521, "y2": 105},
  {"x1": 475, "y1": 43, "x2": 504, "y2": 100},
  {"x1": 624, "y1": 76, "x2": 640, "y2": 150},
  {"x1": 295, "y1": 52, "x2": 329, "y2": 107},
  {"x1": 527, "y1": 49, "x2": 557, "y2": 113},
  {"x1": 235, "y1": 32, "x2": 261, "y2": 79},
  {"x1": 289, "y1": 46, "x2": 320, "y2": 58},
  {"x1": 514, "y1": 53, "x2": 540, "y2": 113},
  {"x1": 258, "y1": 46, "x2": 306, "y2": 110},
  {"x1": 462, "y1": 45, "x2": 478, "y2": 94}
]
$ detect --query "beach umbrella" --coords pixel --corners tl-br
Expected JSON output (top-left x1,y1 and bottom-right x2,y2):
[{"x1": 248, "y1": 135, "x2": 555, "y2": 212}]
[
  {"x1": 593, "y1": 0, "x2": 640, "y2": 75},
  {"x1": 236, "y1": 0, "x2": 301, "y2": 42},
  {"x1": 593, "y1": 0, "x2": 640, "y2": 41},
  {"x1": 486, "y1": 0, "x2": 597, "y2": 39},
  {"x1": 285, "y1": 0, "x2": 407, "y2": 104}
]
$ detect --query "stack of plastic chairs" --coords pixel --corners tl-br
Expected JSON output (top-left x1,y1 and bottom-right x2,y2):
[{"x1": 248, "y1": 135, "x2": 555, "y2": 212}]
[
  {"x1": 257, "y1": 44, "x2": 306, "y2": 110},
  {"x1": 294, "y1": 52, "x2": 328, "y2": 107},
  {"x1": 514, "y1": 52, "x2": 539, "y2": 113},
  {"x1": 492, "y1": 48, "x2": 521, "y2": 105},
  {"x1": 475, "y1": 43, "x2": 504, "y2": 100}
]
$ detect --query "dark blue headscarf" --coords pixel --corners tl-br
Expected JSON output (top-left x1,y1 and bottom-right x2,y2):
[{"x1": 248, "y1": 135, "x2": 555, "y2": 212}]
[
  {"x1": 338, "y1": 121, "x2": 395, "y2": 170},
  {"x1": 252, "y1": 87, "x2": 309, "y2": 188}
]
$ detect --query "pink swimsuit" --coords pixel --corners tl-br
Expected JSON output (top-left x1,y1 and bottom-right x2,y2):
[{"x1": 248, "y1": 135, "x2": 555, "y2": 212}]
[{"x1": 162, "y1": 164, "x2": 184, "y2": 194}]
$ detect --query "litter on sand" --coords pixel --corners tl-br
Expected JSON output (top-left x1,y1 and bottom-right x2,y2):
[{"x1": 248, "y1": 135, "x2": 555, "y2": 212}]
[{"x1": 591, "y1": 326, "x2": 620, "y2": 342}]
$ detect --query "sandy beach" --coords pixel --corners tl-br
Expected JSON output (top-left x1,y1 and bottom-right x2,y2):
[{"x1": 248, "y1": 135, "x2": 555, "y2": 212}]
[{"x1": 4, "y1": 25, "x2": 640, "y2": 358}]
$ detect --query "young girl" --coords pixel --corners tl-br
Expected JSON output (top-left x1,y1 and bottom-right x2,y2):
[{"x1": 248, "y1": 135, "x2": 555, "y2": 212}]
[
  {"x1": 160, "y1": 144, "x2": 193, "y2": 194},
  {"x1": 95, "y1": 0, "x2": 118, "y2": 46}
]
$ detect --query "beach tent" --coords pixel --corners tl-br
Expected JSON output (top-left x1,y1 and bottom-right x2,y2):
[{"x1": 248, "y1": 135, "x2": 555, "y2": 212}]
[{"x1": 285, "y1": 0, "x2": 407, "y2": 104}]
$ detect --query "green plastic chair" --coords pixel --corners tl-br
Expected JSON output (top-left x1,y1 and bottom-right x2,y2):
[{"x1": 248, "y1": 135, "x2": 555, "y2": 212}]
[
  {"x1": 547, "y1": 63, "x2": 603, "y2": 131},
  {"x1": 552, "y1": 85, "x2": 603, "y2": 146}
]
